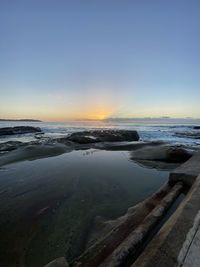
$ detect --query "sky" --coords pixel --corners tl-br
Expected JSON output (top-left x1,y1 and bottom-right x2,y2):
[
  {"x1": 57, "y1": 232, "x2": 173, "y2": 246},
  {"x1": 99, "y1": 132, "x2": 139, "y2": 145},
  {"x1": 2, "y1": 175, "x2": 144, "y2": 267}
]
[{"x1": 0, "y1": 0, "x2": 200, "y2": 121}]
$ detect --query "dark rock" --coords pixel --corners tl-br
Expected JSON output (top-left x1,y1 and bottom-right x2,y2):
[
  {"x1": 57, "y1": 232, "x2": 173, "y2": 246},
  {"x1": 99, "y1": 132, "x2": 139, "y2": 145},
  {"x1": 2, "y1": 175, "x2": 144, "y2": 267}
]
[
  {"x1": 175, "y1": 132, "x2": 200, "y2": 139},
  {"x1": 133, "y1": 159, "x2": 180, "y2": 171},
  {"x1": 66, "y1": 130, "x2": 139, "y2": 144},
  {"x1": 0, "y1": 141, "x2": 23, "y2": 152},
  {"x1": 193, "y1": 126, "x2": 200, "y2": 130},
  {"x1": 130, "y1": 144, "x2": 193, "y2": 164},
  {"x1": 166, "y1": 147, "x2": 193, "y2": 163},
  {"x1": 0, "y1": 126, "x2": 42, "y2": 136}
]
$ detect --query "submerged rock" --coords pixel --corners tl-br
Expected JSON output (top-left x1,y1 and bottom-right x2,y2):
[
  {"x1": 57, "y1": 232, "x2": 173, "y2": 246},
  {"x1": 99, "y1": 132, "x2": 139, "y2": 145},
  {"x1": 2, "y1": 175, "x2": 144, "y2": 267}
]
[
  {"x1": 0, "y1": 143, "x2": 72, "y2": 167},
  {"x1": 66, "y1": 130, "x2": 139, "y2": 144},
  {"x1": 0, "y1": 126, "x2": 42, "y2": 136}
]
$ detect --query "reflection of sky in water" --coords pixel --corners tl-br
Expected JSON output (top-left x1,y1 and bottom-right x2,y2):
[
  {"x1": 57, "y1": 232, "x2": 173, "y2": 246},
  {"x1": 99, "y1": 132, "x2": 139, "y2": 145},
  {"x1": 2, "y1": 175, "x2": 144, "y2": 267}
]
[
  {"x1": 0, "y1": 149, "x2": 169, "y2": 266},
  {"x1": 0, "y1": 149, "x2": 168, "y2": 217}
]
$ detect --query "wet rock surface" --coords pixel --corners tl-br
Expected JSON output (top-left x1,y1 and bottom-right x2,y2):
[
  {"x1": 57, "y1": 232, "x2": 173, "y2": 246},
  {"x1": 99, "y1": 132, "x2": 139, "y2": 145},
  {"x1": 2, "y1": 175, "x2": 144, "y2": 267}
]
[
  {"x1": 130, "y1": 144, "x2": 193, "y2": 164},
  {"x1": 166, "y1": 147, "x2": 193, "y2": 162},
  {"x1": 0, "y1": 141, "x2": 24, "y2": 152},
  {"x1": 0, "y1": 126, "x2": 42, "y2": 135},
  {"x1": 0, "y1": 143, "x2": 71, "y2": 167},
  {"x1": 0, "y1": 135, "x2": 197, "y2": 169},
  {"x1": 65, "y1": 130, "x2": 139, "y2": 144}
]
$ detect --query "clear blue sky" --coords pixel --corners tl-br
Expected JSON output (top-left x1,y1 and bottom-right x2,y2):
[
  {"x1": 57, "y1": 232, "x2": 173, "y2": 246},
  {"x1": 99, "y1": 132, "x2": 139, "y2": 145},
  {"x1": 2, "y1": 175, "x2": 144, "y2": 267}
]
[{"x1": 0, "y1": 0, "x2": 199, "y2": 121}]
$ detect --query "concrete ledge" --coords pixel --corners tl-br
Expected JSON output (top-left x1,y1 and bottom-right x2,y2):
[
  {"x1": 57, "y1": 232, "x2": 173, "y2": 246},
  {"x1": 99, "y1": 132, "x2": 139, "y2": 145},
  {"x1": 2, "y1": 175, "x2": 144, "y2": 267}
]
[
  {"x1": 169, "y1": 152, "x2": 200, "y2": 187},
  {"x1": 132, "y1": 175, "x2": 200, "y2": 267},
  {"x1": 177, "y1": 210, "x2": 200, "y2": 267}
]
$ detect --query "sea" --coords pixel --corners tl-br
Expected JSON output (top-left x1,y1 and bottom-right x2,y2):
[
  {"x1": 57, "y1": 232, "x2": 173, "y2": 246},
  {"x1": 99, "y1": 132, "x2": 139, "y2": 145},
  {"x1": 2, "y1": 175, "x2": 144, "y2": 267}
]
[{"x1": 0, "y1": 118, "x2": 200, "y2": 146}]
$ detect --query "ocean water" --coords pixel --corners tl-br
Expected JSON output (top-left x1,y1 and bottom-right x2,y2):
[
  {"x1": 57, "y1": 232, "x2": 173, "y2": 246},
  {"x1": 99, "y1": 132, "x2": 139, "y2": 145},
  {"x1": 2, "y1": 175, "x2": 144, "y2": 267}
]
[{"x1": 0, "y1": 119, "x2": 200, "y2": 146}]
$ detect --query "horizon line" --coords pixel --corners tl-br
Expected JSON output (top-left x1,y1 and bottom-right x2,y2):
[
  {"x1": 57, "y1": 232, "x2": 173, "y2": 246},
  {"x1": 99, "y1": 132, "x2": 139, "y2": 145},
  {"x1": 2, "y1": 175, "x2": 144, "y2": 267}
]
[{"x1": 1, "y1": 116, "x2": 200, "y2": 123}]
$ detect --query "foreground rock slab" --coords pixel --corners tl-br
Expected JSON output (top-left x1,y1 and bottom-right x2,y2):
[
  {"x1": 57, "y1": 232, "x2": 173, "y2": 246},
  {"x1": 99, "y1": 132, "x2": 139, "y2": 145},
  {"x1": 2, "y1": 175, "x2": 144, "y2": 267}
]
[{"x1": 0, "y1": 126, "x2": 42, "y2": 135}]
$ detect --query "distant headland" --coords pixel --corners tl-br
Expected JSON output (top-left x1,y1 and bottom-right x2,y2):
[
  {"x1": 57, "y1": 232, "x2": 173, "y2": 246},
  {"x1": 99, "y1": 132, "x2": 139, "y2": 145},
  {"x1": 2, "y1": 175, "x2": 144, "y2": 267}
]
[{"x1": 0, "y1": 119, "x2": 42, "y2": 122}]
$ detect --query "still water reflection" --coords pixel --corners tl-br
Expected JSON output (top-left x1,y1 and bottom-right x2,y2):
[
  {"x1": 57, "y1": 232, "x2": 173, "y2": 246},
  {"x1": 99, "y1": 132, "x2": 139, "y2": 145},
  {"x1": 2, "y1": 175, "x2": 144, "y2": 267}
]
[{"x1": 0, "y1": 149, "x2": 168, "y2": 267}]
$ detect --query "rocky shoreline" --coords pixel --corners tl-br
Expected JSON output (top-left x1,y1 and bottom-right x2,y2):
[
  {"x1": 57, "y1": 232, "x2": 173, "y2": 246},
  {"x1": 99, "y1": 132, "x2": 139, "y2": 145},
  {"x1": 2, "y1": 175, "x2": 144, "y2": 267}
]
[
  {"x1": 0, "y1": 126, "x2": 42, "y2": 136},
  {"x1": 0, "y1": 130, "x2": 196, "y2": 170},
  {"x1": 0, "y1": 128, "x2": 200, "y2": 267}
]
